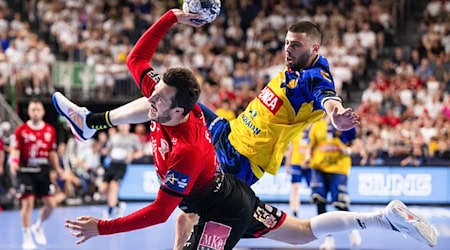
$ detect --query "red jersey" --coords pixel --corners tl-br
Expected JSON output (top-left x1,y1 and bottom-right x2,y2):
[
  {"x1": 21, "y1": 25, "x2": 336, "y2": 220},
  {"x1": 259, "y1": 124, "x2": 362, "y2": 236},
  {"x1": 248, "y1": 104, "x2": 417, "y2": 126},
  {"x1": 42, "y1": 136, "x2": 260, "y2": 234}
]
[
  {"x1": 14, "y1": 122, "x2": 57, "y2": 171},
  {"x1": 98, "y1": 11, "x2": 219, "y2": 235}
]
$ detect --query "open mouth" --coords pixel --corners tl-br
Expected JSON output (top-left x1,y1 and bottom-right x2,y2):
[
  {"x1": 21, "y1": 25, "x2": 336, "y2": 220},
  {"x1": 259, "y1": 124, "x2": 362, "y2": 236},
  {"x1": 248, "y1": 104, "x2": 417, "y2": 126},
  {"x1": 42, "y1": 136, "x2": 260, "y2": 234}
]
[{"x1": 286, "y1": 55, "x2": 293, "y2": 64}]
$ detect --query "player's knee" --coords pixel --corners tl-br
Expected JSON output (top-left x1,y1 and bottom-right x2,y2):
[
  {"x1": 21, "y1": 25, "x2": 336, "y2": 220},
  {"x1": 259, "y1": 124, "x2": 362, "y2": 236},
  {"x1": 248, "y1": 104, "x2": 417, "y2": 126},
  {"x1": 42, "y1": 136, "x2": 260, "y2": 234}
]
[{"x1": 176, "y1": 212, "x2": 199, "y2": 225}]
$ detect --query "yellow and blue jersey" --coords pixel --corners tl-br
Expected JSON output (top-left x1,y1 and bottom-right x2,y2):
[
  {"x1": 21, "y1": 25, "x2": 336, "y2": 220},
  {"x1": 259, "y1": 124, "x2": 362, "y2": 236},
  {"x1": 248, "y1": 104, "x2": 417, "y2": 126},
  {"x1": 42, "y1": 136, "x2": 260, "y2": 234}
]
[
  {"x1": 308, "y1": 119, "x2": 355, "y2": 176},
  {"x1": 290, "y1": 127, "x2": 311, "y2": 166},
  {"x1": 228, "y1": 55, "x2": 342, "y2": 178}
]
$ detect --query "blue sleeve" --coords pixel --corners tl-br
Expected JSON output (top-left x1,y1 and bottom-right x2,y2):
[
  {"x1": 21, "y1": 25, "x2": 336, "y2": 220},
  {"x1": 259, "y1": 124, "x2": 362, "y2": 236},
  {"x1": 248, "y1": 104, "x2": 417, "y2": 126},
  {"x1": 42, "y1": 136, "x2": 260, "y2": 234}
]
[
  {"x1": 339, "y1": 128, "x2": 356, "y2": 144},
  {"x1": 309, "y1": 69, "x2": 342, "y2": 108}
]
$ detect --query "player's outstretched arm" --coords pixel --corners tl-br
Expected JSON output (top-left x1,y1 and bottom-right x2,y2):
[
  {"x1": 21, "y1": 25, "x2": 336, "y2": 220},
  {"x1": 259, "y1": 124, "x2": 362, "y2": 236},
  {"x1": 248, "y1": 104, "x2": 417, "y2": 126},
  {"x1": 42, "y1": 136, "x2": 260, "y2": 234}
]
[{"x1": 323, "y1": 99, "x2": 360, "y2": 131}]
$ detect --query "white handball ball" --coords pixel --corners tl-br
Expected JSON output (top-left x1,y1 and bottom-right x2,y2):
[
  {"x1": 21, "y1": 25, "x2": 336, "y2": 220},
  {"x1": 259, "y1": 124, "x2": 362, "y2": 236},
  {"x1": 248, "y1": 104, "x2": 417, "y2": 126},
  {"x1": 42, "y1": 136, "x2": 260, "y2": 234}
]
[{"x1": 182, "y1": 0, "x2": 221, "y2": 25}]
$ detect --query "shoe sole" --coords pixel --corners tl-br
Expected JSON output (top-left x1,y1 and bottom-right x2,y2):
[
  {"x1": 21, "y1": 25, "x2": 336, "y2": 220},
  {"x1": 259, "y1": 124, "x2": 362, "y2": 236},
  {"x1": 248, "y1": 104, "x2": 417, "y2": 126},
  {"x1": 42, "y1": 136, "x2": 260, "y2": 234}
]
[
  {"x1": 389, "y1": 200, "x2": 437, "y2": 247},
  {"x1": 52, "y1": 93, "x2": 88, "y2": 141}
]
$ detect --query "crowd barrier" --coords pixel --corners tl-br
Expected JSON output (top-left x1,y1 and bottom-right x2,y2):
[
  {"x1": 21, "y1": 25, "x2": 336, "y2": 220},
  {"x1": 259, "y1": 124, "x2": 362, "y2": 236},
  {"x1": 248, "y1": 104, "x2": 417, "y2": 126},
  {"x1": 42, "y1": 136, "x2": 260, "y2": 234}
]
[{"x1": 119, "y1": 164, "x2": 450, "y2": 204}]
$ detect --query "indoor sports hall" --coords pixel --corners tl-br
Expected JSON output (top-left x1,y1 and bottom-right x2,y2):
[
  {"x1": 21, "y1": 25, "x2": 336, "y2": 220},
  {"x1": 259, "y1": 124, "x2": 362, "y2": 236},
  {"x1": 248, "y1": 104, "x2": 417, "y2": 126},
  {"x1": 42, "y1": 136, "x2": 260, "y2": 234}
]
[{"x1": 0, "y1": 0, "x2": 449, "y2": 249}]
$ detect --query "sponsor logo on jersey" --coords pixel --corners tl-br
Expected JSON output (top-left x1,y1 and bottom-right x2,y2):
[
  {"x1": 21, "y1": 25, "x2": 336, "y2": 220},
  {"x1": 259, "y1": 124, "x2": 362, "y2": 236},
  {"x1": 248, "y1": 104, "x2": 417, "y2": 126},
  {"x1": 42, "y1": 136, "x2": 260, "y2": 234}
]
[
  {"x1": 320, "y1": 70, "x2": 332, "y2": 82},
  {"x1": 253, "y1": 205, "x2": 278, "y2": 228},
  {"x1": 147, "y1": 70, "x2": 161, "y2": 83},
  {"x1": 163, "y1": 170, "x2": 190, "y2": 193},
  {"x1": 198, "y1": 221, "x2": 231, "y2": 250},
  {"x1": 257, "y1": 86, "x2": 283, "y2": 114}
]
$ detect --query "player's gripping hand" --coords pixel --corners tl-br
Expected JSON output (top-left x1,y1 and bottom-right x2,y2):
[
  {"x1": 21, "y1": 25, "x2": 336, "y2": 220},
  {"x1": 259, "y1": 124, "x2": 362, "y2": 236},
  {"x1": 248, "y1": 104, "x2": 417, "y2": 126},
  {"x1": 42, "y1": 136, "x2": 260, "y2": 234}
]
[
  {"x1": 171, "y1": 9, "x2": 203, "y2": 27},
  {"x1": 65, "y1": 216, "x2": 100, "y2": 245}
]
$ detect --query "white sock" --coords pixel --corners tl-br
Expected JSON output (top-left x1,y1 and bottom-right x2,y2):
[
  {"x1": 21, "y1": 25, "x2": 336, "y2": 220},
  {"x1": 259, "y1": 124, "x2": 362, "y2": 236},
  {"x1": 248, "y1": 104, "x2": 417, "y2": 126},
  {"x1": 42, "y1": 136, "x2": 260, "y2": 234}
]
[
  {"x1": 310, "y1": 211, "x2": 391, "y2": 238},
  {"x1": 34, "y1": 218, "x2": 43, "y2": 228},
  {"x1": 22, "y1": 227, "x2": 31, "y2": 237}
]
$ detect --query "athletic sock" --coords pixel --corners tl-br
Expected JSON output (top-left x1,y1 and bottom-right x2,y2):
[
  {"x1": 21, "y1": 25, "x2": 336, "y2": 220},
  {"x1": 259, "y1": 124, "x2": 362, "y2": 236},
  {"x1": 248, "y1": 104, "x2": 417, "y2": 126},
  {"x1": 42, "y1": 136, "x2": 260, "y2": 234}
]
[
  {"x1": 86, "y1": 111, "x2": 114, "y2": 130},
  {"x1": 310, "y1": 211, "x2": 390, "y2": 238},
  {"x1": 34, "y1": 218, "x2": 43, "y2": 228},
  {"x1": 108, "y1": 206, "x2": 114, "y2": 216},
  {"x1": 22, "y1": 227, "x2": 31, "y2": 236}
]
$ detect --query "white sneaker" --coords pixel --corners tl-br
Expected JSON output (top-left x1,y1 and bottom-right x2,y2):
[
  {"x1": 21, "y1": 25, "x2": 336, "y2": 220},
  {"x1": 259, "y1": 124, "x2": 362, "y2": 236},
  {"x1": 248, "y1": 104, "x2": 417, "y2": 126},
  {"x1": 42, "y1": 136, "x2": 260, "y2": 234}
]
[
  {"x1": 319, "y1": 235, "x2": 335, "y2": 250},
  {"x1": 31, "y1": 224, "x2": 47, "y2": 245},
  {"x1": 52, "y1": 92, "x2": 96, "y2": 141},
  {"x1": 116, "y1": 202, "x2": 127, "y2": 217},
  {"x1": 22, "y1": 233, "x2": 36, "y2": 250},
  {"x1": 383, "y1": 200, "x2": 438, "y2": 247},
  {"x1": 349, "y1": 229, "x2": 362, "y2": 246}
]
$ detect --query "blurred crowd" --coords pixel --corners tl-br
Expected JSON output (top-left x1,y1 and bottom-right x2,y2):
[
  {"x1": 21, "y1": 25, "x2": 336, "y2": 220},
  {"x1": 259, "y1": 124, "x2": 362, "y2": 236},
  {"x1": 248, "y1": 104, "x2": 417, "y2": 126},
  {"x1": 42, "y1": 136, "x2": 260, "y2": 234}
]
[
  {"x1": 354, "y1": 0, "x2": 450, "y2": 166},
  {"x1": 0, "y1": 0, "x2": 449, "y2": 208}
]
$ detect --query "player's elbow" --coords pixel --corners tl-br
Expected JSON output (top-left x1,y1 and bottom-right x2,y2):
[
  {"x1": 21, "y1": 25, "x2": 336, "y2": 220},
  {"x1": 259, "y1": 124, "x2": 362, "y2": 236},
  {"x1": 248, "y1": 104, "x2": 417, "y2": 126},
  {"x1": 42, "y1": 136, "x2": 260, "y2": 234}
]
[{"x1": 126, "y1": 53, "x2": 137, "y2": 71}]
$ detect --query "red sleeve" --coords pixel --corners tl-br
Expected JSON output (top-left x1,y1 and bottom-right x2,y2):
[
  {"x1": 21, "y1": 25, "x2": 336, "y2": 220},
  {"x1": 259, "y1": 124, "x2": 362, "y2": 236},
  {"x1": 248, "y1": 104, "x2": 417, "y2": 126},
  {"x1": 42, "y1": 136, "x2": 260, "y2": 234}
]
[
  {"x1": 0, "y1": 138, "x2": 3, "y2": 150},
  {"x1": 49, "y1": 125, "x2": 57, "y2": 152},
  {"x1": 98, "y1": 189, "x2": 182, "y2": 235},
  {"x1": 14, "y1": 126, "x2": 22, "y2": 149},
  {"x1": 160, "y1": 146, "x2": 203, "y2": 196},
  {"x1": 126, "y1": 10, "x2": 178, "y2": 97}
]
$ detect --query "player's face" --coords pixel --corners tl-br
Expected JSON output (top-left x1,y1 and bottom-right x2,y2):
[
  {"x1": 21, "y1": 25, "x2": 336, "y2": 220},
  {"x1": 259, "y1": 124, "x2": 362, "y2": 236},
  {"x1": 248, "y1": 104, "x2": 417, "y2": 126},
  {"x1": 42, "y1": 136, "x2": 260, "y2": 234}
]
[
  {"x1": 27, "y1": 102, "x2": 45, "y2": 123},
  {"x1": 284, "y1": 31, "x2": 318, "y2": 70},
  {"x1": 148, "y1": 81, "x2": 177, "y2": 124}
]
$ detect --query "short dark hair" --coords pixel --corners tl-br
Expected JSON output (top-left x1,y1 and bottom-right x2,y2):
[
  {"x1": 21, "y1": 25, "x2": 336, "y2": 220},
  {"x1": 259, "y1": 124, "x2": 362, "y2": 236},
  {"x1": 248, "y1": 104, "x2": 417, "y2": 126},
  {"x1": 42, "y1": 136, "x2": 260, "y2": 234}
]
[
  {"x1": 288, "y1": 20, "x2": 322, "y2": 44},
  {"x1": 28, "y1": 98, "x2": 43, "y2": 107},
  {"x1": 163, "y1": 67, "x2": 200, "y2": 116}
]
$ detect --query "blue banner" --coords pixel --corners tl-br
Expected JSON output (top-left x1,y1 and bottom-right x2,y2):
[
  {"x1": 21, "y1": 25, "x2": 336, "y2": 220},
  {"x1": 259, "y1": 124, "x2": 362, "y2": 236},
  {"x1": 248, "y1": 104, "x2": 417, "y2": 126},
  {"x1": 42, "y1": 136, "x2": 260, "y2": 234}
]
[{"x1": 119, "y1": 165, "x2": 450, "y2": 204}]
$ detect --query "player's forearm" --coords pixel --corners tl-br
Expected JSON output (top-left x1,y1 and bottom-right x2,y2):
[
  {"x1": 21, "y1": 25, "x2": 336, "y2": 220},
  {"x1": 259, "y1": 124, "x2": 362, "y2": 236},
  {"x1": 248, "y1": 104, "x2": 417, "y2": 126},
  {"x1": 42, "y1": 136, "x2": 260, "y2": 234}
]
[
  {"x1": 108, "y1": 97, "x2": 151, "y2": 125},
  {"x1": 126, "y1": 10, "x2": 177, "y2": 83},
  {"x1": 98, "y1": 190, "x2": 180, "y2": 235},
  {"x1": 49, "y1": 151, "x2": 64, "y2": 174}
]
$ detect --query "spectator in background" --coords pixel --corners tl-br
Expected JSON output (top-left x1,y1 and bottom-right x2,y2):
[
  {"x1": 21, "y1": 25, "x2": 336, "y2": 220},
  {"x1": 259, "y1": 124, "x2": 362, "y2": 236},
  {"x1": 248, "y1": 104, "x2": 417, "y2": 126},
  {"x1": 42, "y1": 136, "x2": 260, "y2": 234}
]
[
  {"x1": 214, "y1": 99, "x2": 236, "y2": 121},
  {"x1": 361, "y1": 81, "x2": 383, "y2": 104},
  {"x1": 100, "y1": 124, "x2": 142, "y2": 219},
  {"x1": 0, "y1": 52, "x2": 8, "y2": 94},
  {"x1": 132, "y1": 124, "x2": 153, "y2": 164},
  {"x1": 0, "y1": 135, "x2": 6, "y2": 210},
  {"x1": 400, "y1": 137, "x2": 427, "y2": 167},
  {"x1": 75, "y1": 140, "x2": 102, "y2": 202},
  {"x1": 416, "y1": 58, "x2": 433, "y2": 82}
]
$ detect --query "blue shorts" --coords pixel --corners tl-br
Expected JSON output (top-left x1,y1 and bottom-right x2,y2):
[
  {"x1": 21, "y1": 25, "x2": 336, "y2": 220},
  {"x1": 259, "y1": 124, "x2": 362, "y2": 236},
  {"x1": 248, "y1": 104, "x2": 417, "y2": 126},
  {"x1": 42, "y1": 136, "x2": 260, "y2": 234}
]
[
  {"x1": 310, "y1": 169, "x2": 348, "y2": 203},
  {"x1": 198, "y1": 103, "x2": 259, "y2": 186},
  {"x1": 290, "y1": 165, "x2": 311, "y2": 186}
]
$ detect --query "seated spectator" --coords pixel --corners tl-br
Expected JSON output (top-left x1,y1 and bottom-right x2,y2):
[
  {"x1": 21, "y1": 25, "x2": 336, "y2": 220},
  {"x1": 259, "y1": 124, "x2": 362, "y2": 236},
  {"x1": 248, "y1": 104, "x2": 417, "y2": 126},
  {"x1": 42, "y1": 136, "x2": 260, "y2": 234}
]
[
  {"x1": 75, "y1": 140, "x2": 102, "y2": 201},
  {"x1": 361, "y1": 81, "x2": 383, "y2": 104},
  {"x1": 381, "y1": 108, "x2": 401, "y2": 128},
  {"x1": 400, "y1": 142, "x2": 426, "y2": 167}
]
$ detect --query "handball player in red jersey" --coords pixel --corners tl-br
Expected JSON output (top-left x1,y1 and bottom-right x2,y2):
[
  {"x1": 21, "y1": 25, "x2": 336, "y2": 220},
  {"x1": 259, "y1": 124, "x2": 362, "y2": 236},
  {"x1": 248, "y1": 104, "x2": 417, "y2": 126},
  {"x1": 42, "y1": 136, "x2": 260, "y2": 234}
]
[
  {"x1": 61, "y1": 9, "x2": 437, "y2": 250},
  {"x1": 10, "y1": 99, "x2": 66, "y2": 249}
]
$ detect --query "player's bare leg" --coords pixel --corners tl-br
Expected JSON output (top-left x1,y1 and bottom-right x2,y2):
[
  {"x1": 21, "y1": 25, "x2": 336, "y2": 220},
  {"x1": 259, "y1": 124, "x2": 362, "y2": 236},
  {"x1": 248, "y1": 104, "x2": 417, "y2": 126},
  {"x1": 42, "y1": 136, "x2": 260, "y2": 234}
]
[
  {"x1": 21, "y1": 196, "x2": 37, "y2": 249},
  {"x1": 173, "y1": 211, "x2": 199, "y2": 250},
  {"x1": 32, "y1": 196, "x2": 56, "y2": 245},
  {"x1": 290, "y1": 183, "x2": 300, "y2": 217}
]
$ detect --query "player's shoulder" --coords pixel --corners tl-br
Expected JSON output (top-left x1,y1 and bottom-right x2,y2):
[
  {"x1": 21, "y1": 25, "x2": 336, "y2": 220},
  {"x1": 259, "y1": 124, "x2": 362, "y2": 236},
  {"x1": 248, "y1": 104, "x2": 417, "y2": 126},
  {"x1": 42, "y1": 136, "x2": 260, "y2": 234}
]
[{"x1": 44, "y1": 122, "x2": 56, "y2": 132}]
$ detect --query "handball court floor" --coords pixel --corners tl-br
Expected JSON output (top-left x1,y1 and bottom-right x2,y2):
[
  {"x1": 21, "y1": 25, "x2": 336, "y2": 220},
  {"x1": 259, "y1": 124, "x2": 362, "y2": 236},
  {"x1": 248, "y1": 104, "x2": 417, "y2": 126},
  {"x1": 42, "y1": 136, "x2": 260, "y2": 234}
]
[{"x1": 0, "y1": 203, "x2": 449, "y2": 250}]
